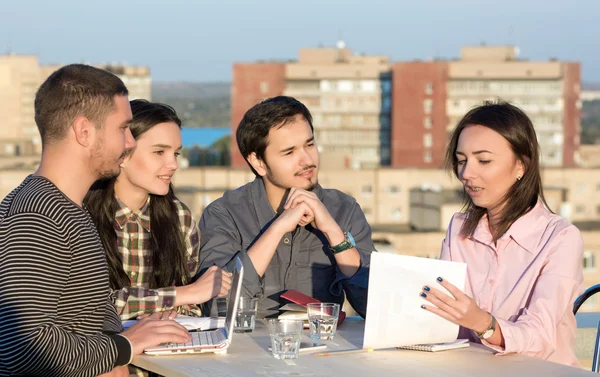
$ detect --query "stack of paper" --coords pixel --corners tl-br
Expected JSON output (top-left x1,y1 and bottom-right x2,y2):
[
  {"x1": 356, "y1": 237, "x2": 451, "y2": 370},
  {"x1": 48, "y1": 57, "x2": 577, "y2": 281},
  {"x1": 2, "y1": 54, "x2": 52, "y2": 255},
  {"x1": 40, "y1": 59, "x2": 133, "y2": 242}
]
[{"x1": 397, "y1": 339, "x2": 470, "y2": 352}]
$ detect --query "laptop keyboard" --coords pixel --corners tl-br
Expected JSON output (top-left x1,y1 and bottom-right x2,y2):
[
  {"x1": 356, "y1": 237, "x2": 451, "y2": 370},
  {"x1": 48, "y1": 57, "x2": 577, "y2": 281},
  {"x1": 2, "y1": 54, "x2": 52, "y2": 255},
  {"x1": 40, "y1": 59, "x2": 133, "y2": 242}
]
[{"x1": 166, "y1": 329, "x2": 225, "y2": 348}]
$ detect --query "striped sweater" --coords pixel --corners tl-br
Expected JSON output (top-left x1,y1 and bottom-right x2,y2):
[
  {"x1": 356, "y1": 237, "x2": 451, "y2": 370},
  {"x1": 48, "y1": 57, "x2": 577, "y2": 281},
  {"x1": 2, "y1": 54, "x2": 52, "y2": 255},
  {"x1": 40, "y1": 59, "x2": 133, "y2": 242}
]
[{"x1": 0, "y1": 176, "x2": 130, "y2": 377}]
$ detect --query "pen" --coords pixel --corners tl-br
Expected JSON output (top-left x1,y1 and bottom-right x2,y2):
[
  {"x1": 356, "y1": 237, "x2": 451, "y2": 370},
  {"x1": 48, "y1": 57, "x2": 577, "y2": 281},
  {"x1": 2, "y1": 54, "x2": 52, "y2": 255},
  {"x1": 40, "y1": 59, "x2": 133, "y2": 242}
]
[{"x1": 313, "y1": 348, "x2": 374, "y2": 357}]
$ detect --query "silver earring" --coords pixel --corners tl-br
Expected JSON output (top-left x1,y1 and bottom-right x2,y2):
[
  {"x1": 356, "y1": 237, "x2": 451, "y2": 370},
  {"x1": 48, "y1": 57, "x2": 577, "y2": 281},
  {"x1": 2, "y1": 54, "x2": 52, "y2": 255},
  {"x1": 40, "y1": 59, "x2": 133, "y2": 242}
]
[{"x1": 516, "y1": 175, "x2": 522, "y2": 181}]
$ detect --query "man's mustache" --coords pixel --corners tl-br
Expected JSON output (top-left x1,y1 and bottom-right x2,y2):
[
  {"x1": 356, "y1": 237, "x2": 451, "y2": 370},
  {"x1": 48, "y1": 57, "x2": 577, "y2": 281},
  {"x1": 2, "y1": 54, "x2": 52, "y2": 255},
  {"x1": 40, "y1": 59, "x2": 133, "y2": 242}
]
[{"x1": 295, "y1": 165, "x2": 317, "y2": 176}]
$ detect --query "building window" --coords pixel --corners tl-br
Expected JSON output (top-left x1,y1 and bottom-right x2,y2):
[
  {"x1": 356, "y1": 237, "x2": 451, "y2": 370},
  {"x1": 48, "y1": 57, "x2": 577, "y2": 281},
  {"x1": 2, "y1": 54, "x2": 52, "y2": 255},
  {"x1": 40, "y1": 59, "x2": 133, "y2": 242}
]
[
  {"x1": 363, "y1": 207, "x2": 372, "y2": 215},
  {"x1": 381, "y1": 80, "x2": 392, "y2": 93},
  {"x1": 424, "y1": 150, "x2": 433, "y2": 163},
  {"x1": 597, "y1": 205, "x2": 600, "y2": 216},
  {"x1": 423, "y1": 99, "x2": 433, "y2": 114},
  {"x1": 388, "y1": 185, "x2": 400, "y2": 194},
  {"x1": 390, "y1": 208, "x2": 402, "y2": 221},
  {"x1": 360, "y1": 80, "x2": 377, "y2": 92},
  {"x1": 382, "y1": 98, "x2": 391, "y2": 111},
  {"x1": 362, "y1": 185, "x2": 373, "y2": 196},
  {"x1": 338, "y1": 80, "x2": 353, "y2": 92},
  {"x1": 320, "y1": 80, "x2": 332, "y2": 92},
  {"x1": 260, "y1": 81, "x2": 269, "y2": 94},
  {"x1": 424, "y1": 117, "x2": 432, "y2": 129},
  {"x1": 351, "y1": 116, "x2": 364, "y2": 126},
  {"x1": 584, "y1": 251, "x2": 596, "y2": 271},
  {"x1": 328, "y1": 115, "x2": 342, "y2": 126},
  {"x1": 575, "y1": 205, "x2": 586, "y2": 215},
  {"x1": 424, "y1": 133, "x2": 433, "y2": 148},
  {"x1": 425, "y1": 82, "x2": 434, "y2": 95},
  {"x1": 596, "y1": 184, "x2": 600, "y2": 193}
]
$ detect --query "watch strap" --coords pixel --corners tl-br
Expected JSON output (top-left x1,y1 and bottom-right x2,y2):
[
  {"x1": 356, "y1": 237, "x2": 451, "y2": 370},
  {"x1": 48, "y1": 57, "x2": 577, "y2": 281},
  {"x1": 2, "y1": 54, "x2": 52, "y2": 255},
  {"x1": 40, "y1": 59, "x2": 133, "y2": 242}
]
[
  {"x1": 475, "y1": 313, "x2": 496, "y2": 339},
  {"x1": 329, "y1": 232, "x2": 355, "y2": 254}
]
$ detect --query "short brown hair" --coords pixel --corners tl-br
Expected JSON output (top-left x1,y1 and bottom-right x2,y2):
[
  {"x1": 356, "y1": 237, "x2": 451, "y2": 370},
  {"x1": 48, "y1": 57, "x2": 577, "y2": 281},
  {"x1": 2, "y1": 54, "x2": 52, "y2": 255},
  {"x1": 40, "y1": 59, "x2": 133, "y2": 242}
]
[
  {"x1": 34, "y1": 64, "x2": 128, "y2": 144},
  {"x1": 445, "y1": 100, "x2": 549, "y2": 242}
]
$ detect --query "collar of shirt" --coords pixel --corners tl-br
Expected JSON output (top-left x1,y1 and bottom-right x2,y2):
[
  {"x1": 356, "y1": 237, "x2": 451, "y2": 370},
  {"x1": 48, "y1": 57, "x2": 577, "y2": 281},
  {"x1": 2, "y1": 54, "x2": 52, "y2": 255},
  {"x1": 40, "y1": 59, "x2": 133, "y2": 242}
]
[
  {"x1": 115, "y1": 196, "x2": 151, "y2": 231},
  {"x1": 248, "y1": 177, "x2": 326, "y2": 231},
  {"x1": 470, "y1": 199, "x2": 549, "y2": 255}
]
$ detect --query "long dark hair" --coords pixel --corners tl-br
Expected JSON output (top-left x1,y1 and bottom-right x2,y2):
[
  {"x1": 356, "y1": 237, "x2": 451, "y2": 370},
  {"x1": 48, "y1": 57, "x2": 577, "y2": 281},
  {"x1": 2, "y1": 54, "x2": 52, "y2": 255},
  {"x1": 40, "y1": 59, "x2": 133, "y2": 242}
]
[
  {"x1": 444, "y1": 101, "x2": 549, "y2": 242},
  {"x1": 84, "y1": 99, "x2": 189, "y2": 290}
]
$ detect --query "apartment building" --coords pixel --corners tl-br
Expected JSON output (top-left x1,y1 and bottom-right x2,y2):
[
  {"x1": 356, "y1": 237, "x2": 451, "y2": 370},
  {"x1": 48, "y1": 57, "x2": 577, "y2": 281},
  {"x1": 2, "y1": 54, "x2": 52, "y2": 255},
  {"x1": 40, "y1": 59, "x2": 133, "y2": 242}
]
[
  {"x1": 0, "y1": 54, "x2": 151, "y2": 157},
  {"x1": 230, "y1": 43, "x2": 391, "y2": 169},
  {"x1": 232, "y1": 45, "x2": 581, "y2": 169},
  {"x1": 392, "y1": 45, "x2": 581, "y2": 168}
]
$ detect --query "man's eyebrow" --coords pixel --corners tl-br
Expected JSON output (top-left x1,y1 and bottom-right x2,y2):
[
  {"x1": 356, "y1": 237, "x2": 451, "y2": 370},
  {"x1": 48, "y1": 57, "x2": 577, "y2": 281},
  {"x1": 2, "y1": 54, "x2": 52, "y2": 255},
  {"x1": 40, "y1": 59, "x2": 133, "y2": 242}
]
[{"x1": 279, "y1": 146, "x2": 295, "y2": 153}]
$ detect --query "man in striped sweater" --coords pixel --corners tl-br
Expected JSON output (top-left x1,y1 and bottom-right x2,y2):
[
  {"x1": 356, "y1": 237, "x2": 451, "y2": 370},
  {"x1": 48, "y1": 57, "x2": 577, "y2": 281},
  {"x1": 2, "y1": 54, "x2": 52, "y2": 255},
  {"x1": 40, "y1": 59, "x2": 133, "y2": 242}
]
[{"x1": 0, "y1": 64, "x2": 192, "y2": 377}]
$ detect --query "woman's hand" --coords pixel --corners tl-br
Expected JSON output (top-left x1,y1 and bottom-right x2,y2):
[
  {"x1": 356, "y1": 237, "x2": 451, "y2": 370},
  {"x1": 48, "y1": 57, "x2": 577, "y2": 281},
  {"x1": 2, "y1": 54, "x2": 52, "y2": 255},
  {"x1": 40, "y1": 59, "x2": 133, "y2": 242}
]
[{"x1": 419, "y1": 276, "x2": 492, "y2": 334}]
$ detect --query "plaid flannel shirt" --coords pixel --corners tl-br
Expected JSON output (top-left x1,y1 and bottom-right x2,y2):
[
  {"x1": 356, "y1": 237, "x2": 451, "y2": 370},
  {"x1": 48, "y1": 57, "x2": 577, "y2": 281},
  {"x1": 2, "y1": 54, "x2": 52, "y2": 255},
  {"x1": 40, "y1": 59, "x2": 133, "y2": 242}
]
[{"x1": 113, "y1": 196, "x2": 202, "y2": 321}]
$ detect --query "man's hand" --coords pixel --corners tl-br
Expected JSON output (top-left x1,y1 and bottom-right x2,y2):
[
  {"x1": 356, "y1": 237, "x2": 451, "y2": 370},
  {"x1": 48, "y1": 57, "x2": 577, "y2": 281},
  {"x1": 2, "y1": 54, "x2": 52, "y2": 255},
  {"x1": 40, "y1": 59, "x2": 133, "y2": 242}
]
[
  {"x1": 273, "y1": 202, "x2": 315, "y2": 234},
  {"x1": 121, "y1": 318, "x2": 192, "y2": 356},
  {"x1": 283, "y1": 188, "x2": 343, "y2": 243},
  {"x1": 177, "y1": 266, "x2": 232, "y2": 306}
]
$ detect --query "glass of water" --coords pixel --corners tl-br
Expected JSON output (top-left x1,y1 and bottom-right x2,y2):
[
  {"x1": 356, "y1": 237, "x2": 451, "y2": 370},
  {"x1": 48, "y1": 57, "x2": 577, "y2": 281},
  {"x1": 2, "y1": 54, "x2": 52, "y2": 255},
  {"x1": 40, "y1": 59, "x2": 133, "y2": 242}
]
[
  {"x1": 234, "y1": 297, "x2": 258, "y2": 333},
  {"x1": 307, "y1": 303, "x2": 340, "y2": 341},
  {"x1": 266, "y1": 319, "x2": 303, "y2": 359}
]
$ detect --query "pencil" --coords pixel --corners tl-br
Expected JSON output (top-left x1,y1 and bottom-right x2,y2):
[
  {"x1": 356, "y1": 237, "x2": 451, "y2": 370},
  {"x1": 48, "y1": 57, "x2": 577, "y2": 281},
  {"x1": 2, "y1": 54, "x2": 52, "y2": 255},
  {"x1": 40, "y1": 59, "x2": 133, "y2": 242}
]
[{"x1": 312, "y1": 348, "x2": 374, "y2": 357}]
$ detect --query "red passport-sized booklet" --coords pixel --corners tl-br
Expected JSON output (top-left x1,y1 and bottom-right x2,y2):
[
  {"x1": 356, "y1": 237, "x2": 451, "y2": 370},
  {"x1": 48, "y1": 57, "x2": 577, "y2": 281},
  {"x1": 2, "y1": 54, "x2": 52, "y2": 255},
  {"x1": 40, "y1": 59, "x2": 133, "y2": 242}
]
[{"x1": 279, "y1": 290, "x2": 346, "y2": 325}]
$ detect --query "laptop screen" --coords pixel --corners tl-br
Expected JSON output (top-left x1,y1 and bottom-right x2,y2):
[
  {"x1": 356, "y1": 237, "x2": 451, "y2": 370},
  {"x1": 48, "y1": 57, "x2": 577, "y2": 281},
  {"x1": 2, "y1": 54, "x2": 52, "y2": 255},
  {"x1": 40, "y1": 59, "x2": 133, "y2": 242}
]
[{"x1": 224, "y1": 256, "x2": 244, "y2": 338}]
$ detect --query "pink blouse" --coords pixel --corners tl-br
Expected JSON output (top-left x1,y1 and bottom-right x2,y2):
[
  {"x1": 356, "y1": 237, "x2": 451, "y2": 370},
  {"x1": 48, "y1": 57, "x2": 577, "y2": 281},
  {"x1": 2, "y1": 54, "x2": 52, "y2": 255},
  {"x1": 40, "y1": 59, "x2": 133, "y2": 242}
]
[{"x1": 440, "y1": 200, "x2": 584, "y2": 368}]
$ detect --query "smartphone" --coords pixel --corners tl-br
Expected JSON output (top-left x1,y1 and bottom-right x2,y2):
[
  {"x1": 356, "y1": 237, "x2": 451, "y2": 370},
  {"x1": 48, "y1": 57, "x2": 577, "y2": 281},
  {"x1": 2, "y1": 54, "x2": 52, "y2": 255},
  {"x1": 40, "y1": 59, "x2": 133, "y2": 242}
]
[{"x1": 268, "y1": 342, "x2": 327, "y2": 352}]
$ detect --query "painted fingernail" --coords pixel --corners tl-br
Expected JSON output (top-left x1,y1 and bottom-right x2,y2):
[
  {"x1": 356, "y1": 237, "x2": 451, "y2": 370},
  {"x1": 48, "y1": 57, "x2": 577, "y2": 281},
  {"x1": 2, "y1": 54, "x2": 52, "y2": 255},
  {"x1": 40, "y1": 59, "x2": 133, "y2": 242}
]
[
  {"x1": 423, "y1": 286, "x2": 430, "y2": 291},
  {"x1": 421, "y1": 305, "x2": 426, "y2": 309},
  {"x1": 437, "y1": 277, "x2": 443, "y2": 282},
  {"x1": 420, "y1": 292, "x2": 427, "y2": 298}
]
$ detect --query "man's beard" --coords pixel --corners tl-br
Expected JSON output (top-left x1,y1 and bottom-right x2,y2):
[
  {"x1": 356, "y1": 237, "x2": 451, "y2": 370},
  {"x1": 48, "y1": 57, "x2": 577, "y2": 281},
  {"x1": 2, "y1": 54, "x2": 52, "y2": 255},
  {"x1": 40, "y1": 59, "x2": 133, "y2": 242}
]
[{"x1": 91, "y1": 140, "x2": 125, "y2": 180}]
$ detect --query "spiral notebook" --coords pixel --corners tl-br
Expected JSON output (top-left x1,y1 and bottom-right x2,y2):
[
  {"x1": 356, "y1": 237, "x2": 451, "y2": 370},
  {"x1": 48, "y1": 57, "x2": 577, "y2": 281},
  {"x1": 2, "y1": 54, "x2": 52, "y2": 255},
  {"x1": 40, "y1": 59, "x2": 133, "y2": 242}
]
[{"x1": 397, "y1": 339, "x2": 469, "y2": 352}]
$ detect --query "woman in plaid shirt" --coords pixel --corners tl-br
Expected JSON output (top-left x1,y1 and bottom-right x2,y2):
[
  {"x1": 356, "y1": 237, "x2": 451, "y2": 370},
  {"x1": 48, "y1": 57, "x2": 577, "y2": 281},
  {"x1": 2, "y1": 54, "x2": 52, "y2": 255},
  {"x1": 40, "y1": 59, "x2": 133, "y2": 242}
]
[{"x1": 85, "y1": 100, "x2": 232, "y2": 376}]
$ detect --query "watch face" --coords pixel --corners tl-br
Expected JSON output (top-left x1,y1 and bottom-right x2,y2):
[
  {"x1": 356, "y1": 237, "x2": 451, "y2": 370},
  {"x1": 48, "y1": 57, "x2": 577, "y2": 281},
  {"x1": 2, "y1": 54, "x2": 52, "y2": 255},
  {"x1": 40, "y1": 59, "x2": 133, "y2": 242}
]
[
  {"x1": 346, "y1": 232, "x2": 356, "y2": 247},
  {"x1": 482, "y1": 329, "x2": 494, "y2": 339}
]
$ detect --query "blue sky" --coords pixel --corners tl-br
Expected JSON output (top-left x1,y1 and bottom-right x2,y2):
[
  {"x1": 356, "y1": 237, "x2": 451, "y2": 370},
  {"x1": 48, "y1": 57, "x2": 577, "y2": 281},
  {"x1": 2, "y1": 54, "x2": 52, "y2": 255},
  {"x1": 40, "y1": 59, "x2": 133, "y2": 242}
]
[{"x1": 1, "y1": 0, "x2": 598, "y2": 82}]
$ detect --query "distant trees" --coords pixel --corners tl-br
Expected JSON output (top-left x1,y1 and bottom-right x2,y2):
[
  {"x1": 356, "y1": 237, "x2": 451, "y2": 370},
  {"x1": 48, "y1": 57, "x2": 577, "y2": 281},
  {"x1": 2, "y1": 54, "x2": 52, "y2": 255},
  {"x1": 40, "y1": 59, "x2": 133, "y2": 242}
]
[
  {"x1": 152, "y1": 82, "x2": 230, "y2": 127},
  {"x1": 183, "y1": 135, "x2": 231, "y2": 167}
]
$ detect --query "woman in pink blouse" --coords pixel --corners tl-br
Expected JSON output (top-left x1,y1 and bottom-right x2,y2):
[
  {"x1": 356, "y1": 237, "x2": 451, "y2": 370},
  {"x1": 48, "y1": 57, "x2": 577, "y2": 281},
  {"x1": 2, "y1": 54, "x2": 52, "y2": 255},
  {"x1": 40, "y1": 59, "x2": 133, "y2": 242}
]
[{"x1": 419, "y1": 101, "x2": 583, "y2": 367}]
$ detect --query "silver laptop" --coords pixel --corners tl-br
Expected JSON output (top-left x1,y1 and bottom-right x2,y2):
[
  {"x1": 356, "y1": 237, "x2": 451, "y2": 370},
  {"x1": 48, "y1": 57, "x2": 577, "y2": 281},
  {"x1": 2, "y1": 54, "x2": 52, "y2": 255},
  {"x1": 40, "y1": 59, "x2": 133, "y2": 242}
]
[{"x1": 145, "y1": 257, "x2": 244, "y2": 355}]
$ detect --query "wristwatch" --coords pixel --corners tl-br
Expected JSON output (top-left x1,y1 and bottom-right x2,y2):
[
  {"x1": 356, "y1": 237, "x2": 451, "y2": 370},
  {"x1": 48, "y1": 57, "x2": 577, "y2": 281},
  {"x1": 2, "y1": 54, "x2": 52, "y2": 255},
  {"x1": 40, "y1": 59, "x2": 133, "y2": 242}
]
[
  {"x1": 475, "y1": 313, "x2": 496, "y2": 340},
  {"x1": 329, "y1": 231, "x2": 356, "y2": 254}
]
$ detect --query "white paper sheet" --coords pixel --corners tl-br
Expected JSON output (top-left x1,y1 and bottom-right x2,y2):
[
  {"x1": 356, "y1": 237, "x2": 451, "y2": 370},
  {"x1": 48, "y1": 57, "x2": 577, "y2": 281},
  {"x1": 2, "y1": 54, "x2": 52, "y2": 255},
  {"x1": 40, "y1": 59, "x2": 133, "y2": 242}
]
[{"x1": 363, "y1": 253, "x2": 467, "y2": 349}]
